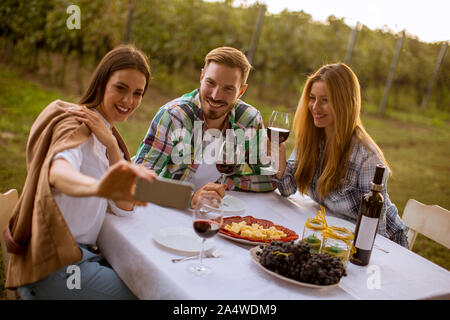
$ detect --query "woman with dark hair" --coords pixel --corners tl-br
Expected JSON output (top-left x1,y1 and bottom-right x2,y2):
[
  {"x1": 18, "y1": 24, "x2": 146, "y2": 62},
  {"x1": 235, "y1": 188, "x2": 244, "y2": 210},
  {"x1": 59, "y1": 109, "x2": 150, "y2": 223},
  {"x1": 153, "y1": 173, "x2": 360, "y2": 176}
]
[
  {"x1": 4, "y1": 45, "x2": 156, "y2": 299},
  {"x1": 275, "y1": 63, "x2": 408, "y2": 247}
]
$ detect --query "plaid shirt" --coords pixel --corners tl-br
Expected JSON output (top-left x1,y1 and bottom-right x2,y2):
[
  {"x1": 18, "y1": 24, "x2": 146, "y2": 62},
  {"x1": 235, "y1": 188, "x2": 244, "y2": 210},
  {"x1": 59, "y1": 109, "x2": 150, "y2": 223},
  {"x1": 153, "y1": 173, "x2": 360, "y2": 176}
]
[
  {"x1": 134, "y1": 89, "x2": 276, "y2": 192},
  {"x1": 277, "y1": 138, "x2": 409, "y2": 247}
]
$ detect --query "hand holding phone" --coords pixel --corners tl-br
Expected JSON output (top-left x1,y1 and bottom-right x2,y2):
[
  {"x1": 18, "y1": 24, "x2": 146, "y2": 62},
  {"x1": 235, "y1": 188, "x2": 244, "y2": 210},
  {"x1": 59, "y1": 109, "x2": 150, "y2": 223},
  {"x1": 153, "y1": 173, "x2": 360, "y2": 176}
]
[{"x1": 134, "y1": 176, "x2": 194, "y2": 209}]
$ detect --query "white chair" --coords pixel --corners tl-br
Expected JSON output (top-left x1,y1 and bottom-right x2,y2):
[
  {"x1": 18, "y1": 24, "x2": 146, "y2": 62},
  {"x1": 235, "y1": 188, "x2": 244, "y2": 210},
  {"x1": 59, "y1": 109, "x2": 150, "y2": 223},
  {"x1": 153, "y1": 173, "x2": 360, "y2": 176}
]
[
  {"x1": 402, "y1": 199, "x2": 450, "y2": 250},
  {"x1": 0, "y1": 189, "x2": 19, "y2": 300}
]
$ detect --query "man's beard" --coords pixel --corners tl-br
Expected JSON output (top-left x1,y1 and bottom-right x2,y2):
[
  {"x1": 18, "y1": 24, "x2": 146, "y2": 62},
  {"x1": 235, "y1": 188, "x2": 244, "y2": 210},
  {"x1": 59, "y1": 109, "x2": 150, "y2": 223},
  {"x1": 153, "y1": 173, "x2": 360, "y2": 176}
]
[
  {"x1": 203, "y1": 107, "x2": 227, "y2": 120},
  {"x1": 201, "y1": 96, "x2": 233, "y2": 120}
]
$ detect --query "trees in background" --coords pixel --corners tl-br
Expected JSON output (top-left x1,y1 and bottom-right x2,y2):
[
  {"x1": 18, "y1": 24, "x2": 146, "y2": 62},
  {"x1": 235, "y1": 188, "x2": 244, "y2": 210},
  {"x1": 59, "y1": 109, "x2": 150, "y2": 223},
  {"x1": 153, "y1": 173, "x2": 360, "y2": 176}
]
[{"x1": 0, "y1": 0, "x2": 448, "y2": 112}]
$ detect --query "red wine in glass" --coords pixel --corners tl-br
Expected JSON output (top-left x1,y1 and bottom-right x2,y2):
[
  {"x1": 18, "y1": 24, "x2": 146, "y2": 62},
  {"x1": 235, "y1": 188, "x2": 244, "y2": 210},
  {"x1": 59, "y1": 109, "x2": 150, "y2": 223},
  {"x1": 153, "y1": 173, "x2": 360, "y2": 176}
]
[
  {"x1": 190, "y1": 195, "x2": 223, "y2": 276},
  {"x1": 216, "y1": 140, "x2": 242, "y2": 184},
  {"x1": 193, "y1": 220, "x2": 221, "y2": 239},
  {"x1": 216, "y1": 163, "x2": 238, "y2": 176},
  {"x1": 262, "y1": 111, "x2": 292, "y2": 174},
  {"x1": 267, "y1": 127, "x2": 290, "y2": 144}
]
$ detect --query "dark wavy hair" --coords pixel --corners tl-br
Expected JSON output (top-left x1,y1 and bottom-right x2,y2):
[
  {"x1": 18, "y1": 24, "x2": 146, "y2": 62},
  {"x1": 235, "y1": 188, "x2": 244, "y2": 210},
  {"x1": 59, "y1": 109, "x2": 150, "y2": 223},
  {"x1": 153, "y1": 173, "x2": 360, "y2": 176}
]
[{"x1": 79, "y1": 44, "x2": 151, "y2": 108}]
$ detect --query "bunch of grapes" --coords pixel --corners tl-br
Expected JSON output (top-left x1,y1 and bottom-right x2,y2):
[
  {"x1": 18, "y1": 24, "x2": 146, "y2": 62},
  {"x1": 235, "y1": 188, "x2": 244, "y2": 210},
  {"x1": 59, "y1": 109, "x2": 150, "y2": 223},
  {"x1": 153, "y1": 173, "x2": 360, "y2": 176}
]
[
  {"x1": 257, "y1": 241, "x2": 310, "y2": 281},
  {"x1": 299, "y1": 252, "x2": 346, "y2": 285},
  {"x1": 257, "y1": 241, "x2": 346, "y2": 285}
]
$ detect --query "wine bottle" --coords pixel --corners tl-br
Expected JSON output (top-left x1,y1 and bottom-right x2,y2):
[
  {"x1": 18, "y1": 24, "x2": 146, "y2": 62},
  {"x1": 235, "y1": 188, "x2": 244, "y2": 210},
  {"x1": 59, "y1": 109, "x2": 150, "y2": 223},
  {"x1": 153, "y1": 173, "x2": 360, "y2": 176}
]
[{"x1": 350, "y1": 165, "x2": 385, "y2": 266}]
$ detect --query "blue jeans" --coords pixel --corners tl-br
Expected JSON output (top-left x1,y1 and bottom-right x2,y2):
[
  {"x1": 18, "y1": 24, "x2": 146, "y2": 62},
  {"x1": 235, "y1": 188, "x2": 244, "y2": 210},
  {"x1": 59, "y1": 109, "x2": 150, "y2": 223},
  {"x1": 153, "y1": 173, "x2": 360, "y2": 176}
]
[{"x1": 18, "y1": 245, "x2": 137, "y2": 300}]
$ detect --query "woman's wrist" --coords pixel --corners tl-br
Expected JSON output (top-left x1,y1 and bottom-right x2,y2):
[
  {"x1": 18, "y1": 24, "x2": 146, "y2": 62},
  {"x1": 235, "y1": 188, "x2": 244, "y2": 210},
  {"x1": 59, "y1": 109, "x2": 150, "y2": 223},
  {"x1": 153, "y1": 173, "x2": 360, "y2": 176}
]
[
  {"x1": 275, "y1": 164, "x2": 286, "y2": 180},
  {"x1": 275, "y1": 143, "x2": 287, "y2": 179},
  {"x1": 105, "y1": 139, "x2": 123, "y2": 164},
  {"x1": 89, "y1": 179, "x2": 104, "y2": 197},
  {"x1": 105, "y1": 136, "x2": 119, "y2": 152}
]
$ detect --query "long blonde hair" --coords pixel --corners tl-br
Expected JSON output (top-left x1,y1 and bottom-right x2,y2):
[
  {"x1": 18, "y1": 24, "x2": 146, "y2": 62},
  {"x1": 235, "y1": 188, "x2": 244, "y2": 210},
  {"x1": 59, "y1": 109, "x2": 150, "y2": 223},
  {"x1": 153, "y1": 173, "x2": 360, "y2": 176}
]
[{"x1": 293, "y1": 63, "x2": 389, "y2": 199}]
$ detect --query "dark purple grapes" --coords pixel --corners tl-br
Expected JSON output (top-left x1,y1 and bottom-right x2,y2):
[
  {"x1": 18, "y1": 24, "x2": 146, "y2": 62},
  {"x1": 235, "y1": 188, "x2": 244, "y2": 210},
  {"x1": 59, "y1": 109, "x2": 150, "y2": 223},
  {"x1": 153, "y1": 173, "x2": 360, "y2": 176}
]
[{"x1": 258, "y1": 241, "x2": 346, "y2": 285}]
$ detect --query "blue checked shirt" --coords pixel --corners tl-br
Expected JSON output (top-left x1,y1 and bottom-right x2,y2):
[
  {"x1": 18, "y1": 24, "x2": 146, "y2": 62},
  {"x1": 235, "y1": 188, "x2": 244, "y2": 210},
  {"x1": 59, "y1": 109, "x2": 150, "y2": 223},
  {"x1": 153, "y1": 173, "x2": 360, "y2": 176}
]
[{"x1": 277, "y1": 138, "x2": 409, "y2": 247}]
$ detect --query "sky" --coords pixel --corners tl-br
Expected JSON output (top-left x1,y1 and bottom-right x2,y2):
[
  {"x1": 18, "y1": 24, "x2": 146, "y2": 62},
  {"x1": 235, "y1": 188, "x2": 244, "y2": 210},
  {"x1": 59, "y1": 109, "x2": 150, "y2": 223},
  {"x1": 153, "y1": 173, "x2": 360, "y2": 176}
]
[{"x1": 206, "y1": 0, "x2": 449, "y2": 43}]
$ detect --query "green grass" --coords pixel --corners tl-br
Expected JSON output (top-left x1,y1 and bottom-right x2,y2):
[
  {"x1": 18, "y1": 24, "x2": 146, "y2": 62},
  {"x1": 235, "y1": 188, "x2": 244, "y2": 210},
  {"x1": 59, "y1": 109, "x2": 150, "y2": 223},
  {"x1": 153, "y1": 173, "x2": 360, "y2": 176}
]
[
  {"x1": 0, "y1": 65, "x2": 449, "y2": 299},
  {"x1": 0, "y1": 68, "x2": 62, "y2": 195},
  {"x1": 360, "y1": 106, "x2": 450, "y2": 268},
  {"x1": 0, "y1": 67, "x2": 63, "y2": 299}
]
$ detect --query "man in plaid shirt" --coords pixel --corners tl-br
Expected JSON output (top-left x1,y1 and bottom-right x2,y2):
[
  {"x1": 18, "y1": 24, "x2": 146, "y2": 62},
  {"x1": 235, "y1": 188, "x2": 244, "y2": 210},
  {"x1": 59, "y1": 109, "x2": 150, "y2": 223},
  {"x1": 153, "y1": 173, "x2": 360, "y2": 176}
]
[{"x1": 134, "y1": 47, "x2": 276, "y2": 206}]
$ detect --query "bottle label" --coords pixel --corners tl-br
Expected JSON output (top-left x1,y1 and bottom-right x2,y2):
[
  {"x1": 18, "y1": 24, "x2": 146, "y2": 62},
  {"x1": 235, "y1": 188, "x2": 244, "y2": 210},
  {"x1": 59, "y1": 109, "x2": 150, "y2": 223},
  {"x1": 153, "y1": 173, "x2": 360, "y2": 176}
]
[{"x1": 355, "y1": 215, "x2": 379, "y2": 250}]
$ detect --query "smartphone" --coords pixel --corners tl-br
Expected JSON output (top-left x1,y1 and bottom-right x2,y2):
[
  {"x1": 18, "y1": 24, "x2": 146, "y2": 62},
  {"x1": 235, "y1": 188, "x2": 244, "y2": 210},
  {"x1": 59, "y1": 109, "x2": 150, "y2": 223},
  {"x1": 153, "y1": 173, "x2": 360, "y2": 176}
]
[{"x1": 134, "y1": 176, "x2": 194, "y2": 210}]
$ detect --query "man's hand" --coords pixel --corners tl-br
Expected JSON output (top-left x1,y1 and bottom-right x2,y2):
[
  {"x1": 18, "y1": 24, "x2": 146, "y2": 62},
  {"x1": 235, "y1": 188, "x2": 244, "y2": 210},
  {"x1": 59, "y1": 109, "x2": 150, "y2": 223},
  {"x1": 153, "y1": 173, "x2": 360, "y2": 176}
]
[{"x1": 191, "y1": 183, "x2": 226, "y2": 208}]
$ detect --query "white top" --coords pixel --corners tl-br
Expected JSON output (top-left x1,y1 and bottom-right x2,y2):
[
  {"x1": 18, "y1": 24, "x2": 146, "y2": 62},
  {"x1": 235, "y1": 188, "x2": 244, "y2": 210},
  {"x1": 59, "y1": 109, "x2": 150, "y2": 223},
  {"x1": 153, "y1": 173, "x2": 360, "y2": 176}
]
[
  {"x1": 52, "y1": 111, "x2": 134, "y2": 245},
  {"x1": 191, "y1": 162, "x2": 222, "y2": 190},
  {"x1": 191, "y1": 136, "x2": 222, "y2": 190}
]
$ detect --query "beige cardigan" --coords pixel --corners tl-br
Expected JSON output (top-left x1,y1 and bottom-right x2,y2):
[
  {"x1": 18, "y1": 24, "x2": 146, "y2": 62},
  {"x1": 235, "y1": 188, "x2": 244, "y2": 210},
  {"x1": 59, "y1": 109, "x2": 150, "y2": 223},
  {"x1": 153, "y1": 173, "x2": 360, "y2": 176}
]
[{"x1": 3, "y1": 100, "x2": 130, "y2": 289}]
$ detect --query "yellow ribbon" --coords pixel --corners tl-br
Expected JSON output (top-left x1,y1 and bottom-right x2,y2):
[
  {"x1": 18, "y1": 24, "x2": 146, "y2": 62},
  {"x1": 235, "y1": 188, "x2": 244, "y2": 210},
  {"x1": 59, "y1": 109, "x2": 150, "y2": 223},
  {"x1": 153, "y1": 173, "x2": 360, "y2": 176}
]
[
  {"x1": 272, "y1": 251, "x2": 293, "y2": 257},
  {"x1": 305, "y1": 206, "x2": 356, "y2": 258},
  {"x1": 322, "y1": 226, "x2": 356, "y2": 257},
  {"x1": 304, "y1": 206, "x2": 328, "y2": 231}
]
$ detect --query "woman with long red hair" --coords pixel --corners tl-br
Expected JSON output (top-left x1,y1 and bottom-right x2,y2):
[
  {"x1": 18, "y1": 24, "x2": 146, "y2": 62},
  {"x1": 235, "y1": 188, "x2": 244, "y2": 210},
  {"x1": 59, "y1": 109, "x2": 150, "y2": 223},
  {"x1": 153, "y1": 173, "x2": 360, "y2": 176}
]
[{"x1": 275, "y1": 63, "x2": 408, "y2": 247}]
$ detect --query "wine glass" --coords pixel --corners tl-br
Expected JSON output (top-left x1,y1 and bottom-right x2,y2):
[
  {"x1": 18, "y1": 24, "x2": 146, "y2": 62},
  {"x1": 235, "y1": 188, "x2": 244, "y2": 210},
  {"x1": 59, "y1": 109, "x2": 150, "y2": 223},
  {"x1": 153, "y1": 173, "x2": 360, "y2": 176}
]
[
  {"x1": 189, "y1": 194, "x2": 224, "y2": 275},
  {"x1": 215, "y1": 138, "x2": 244, "y2": 207},
  {"x1": 263, "y1": 111, "x2": 292, "y2": 174},
  {"x1": 216, "y1": 139, "x2": 243, "y2": 185}
]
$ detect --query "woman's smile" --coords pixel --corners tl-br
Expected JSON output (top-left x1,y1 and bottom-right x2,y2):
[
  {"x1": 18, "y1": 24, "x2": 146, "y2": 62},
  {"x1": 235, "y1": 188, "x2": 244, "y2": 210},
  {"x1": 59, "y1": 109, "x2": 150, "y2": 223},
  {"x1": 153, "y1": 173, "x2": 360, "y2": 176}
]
[
  {"x1": 98, "y1": 69, "x2": 146, "y2": 125},
  {"x1": 308, "y1": 80, "x2": 334, "y2": 132},
  {"x1": 115, "y1": 104, "x2": 131, "y2": 114}
]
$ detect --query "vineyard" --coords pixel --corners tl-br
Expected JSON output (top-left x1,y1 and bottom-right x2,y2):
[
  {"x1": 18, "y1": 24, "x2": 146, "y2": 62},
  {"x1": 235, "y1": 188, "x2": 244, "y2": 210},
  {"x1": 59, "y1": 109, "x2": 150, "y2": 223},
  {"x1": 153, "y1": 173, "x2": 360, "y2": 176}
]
[
  {"x1": 0, "y1": 0, "x2": 448, "y2": 113},
  {"x1": 0, "y1": 0, "x2": 449, "y2": 299}
]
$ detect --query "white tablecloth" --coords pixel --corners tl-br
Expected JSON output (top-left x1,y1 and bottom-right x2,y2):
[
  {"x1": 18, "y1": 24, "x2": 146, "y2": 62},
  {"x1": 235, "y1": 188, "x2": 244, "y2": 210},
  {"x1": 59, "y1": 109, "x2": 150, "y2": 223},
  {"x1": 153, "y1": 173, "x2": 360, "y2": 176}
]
[{"x1": 97, "y1": 191, "x2": 450, "y2": 300}]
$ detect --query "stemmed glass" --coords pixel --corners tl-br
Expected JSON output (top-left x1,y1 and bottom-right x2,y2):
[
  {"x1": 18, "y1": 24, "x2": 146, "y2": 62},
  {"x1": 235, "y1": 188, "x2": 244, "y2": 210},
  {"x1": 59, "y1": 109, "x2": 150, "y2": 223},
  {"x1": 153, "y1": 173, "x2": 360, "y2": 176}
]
[
  {"x1": 189, "y1": 194, "x2": 224, "y2": 275},
  {"x1": 263, "y1": 110, "x2": 292, "y2": 174},
  {"x1": 215, "y1": 137, "x2": 244, "y2": 206},
  {"x1": 216, "y1": 138, "x2": 243, "y2": 185}
]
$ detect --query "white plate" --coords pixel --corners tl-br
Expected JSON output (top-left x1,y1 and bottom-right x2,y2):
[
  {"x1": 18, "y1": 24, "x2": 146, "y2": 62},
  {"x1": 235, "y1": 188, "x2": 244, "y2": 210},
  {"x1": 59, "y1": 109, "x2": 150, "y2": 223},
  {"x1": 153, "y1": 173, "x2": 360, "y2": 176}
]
[
  {"x1": 249, "y1": 247, "x2": 340, "y2": 289},
  {"x1": 205, "y1": 195, "x2": 246, "y2": 215},
  {"x1": 153, "y1": 226, "x2": 213, "y2": 253}
]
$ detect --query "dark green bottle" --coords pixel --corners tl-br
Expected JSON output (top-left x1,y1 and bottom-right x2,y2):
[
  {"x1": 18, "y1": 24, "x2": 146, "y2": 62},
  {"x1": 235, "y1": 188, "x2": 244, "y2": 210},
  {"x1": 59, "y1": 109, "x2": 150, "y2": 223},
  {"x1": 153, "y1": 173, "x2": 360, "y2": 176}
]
[{"x1": 350, "y1": 165, "x2": 385, "y2": 266}]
